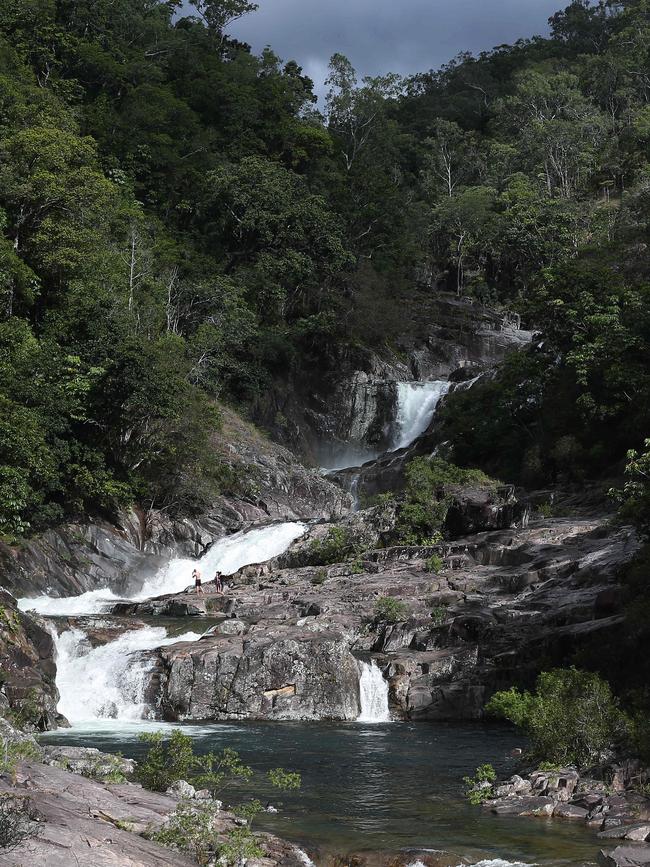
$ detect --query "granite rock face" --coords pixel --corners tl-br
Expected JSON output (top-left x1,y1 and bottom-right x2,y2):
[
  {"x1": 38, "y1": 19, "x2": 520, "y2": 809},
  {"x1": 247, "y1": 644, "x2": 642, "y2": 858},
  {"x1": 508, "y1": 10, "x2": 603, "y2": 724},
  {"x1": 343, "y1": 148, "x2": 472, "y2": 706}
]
[
  {"x1": 0, "y1": 760, "x2": 312, "y2": 867},
  {"x1": 113, "y1": 513, "x2": 639, "y2": 723},
  {"x1": 254, "y1": 291, "x2": 533, "y2": 463},
  {"x1": 152, "y1": 630, "x2": 361, "y2": 721},
  {"x1": 0, "y1": 591, "x2": 62, "y2": 729}
]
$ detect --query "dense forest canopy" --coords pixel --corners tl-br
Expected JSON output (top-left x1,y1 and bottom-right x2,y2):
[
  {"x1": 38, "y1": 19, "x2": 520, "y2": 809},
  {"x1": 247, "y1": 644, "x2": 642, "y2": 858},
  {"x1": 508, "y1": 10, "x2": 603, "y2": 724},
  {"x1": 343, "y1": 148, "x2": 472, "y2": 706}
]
[{"x1": 1, "y1": 0, "x2": 649, "y2": 538}]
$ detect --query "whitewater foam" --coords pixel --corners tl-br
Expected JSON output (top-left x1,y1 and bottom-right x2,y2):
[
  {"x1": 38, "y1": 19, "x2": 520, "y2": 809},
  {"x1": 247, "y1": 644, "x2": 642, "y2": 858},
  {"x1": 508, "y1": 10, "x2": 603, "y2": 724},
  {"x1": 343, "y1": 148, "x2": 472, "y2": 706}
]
[
  {"x1": 393, "y1": 381, "x2": 451, "y2": 450},
  {"x1": 55, "y1": 626, "x2": 202, "y2": 722},
  {"x1": 18, "y1": 521, "x2": 306, "y2": 616},
  {"x1": 358, "y1": 660, "x2": 390, "y2": 722}
]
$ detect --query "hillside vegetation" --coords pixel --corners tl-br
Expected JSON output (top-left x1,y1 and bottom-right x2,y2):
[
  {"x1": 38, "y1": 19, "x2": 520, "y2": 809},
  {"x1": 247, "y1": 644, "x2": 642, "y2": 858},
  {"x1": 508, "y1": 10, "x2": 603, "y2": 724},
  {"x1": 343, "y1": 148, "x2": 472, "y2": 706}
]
[{"x1": 1, "y1": 0, "x2": 650, "y2": 538}]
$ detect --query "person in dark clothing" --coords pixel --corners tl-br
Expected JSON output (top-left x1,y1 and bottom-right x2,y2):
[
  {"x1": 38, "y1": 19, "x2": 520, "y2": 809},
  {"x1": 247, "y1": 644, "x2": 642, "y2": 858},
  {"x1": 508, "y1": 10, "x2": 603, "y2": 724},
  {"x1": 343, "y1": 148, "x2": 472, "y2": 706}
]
[
  {"x1": 192, "y1": 568, "x2": 202, "y2": 594},
  {"x1": 214, "y1": 571, "x2": 223, "y2": 593}
]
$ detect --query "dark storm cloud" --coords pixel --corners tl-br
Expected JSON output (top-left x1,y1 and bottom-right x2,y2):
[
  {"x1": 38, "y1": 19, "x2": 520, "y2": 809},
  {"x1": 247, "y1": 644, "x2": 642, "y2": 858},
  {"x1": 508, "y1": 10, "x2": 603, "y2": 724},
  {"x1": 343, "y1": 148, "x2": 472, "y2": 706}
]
[{"x1": 227, "y1": 0, "x2": 564, "y2": 99}]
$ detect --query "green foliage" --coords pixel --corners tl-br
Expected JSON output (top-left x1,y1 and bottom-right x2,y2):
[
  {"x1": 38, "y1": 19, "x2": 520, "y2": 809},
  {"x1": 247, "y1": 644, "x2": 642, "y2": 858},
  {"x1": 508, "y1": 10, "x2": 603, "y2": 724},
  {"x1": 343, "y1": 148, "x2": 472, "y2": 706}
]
[
  {"x1": 374, "y1": 596, "x2": 408, "y2": 624},
  {"x1": 150, "y1": 799, "x2": 222, "y2": 867},
  {"x1": 0, "y1": 738, "x2": 41, "y2": 776},
  {"x1": 486, "y1": 669, "x2": 631, "y2": 769},
  {"x1": 463, "y1": 764, "x2": 496, "y2": 805},
  {"x1": 610, "y1": 440, "x2": 650, "y2": 537},
  {"x1": 219, "y1": 825, "x2": 264, "y2": 866},
  {"x1": 268, "y1": 767, "x2": 301, "y2": 790},
  {"x1": 395, "y1": 457, "x2": 498, "y2": 544},
  {"x1": 136, "y1": 730, "x2": 253, "y2": 793},
  {"x1": 430, "y1": 604, "x2": 448, "y2": 626},
  {"x1": 426, "y1": 554, "x2": 444, "y2": 573},
  {"x1": 303, "y1": 526, "x2": 362, "y2": 567}
]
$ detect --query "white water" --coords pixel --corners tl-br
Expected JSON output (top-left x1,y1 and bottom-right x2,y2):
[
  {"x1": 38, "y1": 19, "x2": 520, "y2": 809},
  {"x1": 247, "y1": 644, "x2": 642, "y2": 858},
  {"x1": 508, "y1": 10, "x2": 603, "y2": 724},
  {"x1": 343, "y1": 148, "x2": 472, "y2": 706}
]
[
  {"x1": 357, "y1": 660, "x2": 390, "y2": 723},
  {"x1": 392, "y1": 380, "x2": 451, "y2": 450},
  {"x1": 18, "y1": 521, "x2": 306, "y2": 616},
  {"x1": 55, "y1": 626, "x2": 202, "y2": 722}
]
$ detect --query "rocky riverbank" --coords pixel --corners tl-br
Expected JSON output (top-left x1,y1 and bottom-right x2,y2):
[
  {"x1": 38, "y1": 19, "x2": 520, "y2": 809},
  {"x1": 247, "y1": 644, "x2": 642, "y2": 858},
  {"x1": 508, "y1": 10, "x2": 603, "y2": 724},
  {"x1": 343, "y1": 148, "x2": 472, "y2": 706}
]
[
  {"x1": 0, "y1": 719, "x2": 314, "y2": 867},
  {"x1": 481, "y1": 763, "x2": 650, "y2": 867}
]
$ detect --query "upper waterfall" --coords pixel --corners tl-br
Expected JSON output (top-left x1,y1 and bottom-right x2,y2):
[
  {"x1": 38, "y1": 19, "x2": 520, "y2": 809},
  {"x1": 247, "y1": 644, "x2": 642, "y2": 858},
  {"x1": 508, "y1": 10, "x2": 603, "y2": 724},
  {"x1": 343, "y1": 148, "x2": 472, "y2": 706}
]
[{"x1": 392, "y1": 380, "x2": 451, "y2": 450}]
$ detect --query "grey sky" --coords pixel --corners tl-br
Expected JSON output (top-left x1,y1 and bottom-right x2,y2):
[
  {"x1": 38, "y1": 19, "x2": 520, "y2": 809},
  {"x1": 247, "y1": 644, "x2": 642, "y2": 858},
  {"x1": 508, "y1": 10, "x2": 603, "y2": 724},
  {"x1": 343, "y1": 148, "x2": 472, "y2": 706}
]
[{"x1": 227, "y1": 0, "x2": 564, "y2": 100}]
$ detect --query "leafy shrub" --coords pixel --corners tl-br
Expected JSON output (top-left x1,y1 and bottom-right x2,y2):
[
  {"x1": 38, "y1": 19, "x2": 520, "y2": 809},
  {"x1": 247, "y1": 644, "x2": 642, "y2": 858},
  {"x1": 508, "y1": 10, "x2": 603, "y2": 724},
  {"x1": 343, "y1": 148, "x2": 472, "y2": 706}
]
[
  {"x1": 430, "y1": 605, "x2": 448, "y2": 626},
  {"x1": 463, "y1": 763, "x2": 496, "y2": 805},
  {"x1": 486, "y1": 669, "x2": 631, "y2": 769},
  {"x1": 268, "y1": 767, "x2": 301, "y2": 790},
  {"x1": 374, "y1": 597, "x2": 408, "y2": 623},
  {"x1": 395, "y1": 457, "x2": 498, "y2": 544},
  {"x1": 136, "y1": 730, "x2": 252, "y2": 793},
  {"x1": 426, "y1": 553, "x2": 444, "y2": 573},
  {"x1": 151, "y1": 800, "x2": 220, "y2": 866},
  {"x1": 304, "y1": 526, "x2": 362, "y2": 566},
  {"x1": 610, "y1": 440, "x2": 650, "y2": 537}
]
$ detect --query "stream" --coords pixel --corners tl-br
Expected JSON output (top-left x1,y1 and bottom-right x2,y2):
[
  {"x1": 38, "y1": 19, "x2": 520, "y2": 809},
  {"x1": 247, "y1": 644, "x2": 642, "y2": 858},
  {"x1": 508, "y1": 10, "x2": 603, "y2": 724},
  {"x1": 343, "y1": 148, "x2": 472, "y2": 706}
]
[
  {"x1": 40, "y1": 720, "x2": 599, "y2": 866},
  {"x1": 19, "y1": 378, "x2": 601, "y2": 865}
]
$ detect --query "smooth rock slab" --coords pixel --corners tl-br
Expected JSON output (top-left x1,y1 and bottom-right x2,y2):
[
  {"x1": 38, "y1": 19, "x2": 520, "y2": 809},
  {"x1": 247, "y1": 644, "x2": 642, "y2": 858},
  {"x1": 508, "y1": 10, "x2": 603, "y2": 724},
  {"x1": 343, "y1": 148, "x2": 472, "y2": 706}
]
[
  {"x1": 599, "y1": 846, "x2": 650, "y2": 867},
  {"x1": 490, "y1": 796, "x2": 555, "y2": 817}
]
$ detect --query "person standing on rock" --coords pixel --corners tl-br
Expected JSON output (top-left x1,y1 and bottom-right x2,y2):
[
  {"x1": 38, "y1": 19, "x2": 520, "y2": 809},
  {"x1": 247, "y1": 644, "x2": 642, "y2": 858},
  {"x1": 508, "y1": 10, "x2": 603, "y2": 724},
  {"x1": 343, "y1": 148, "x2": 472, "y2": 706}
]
[
  {"x1": 192, "y1": 568, "x2": 202, "y2": 594},
  {"x1": 214, "y1": 571, "x2": 223, "y2": 594}
]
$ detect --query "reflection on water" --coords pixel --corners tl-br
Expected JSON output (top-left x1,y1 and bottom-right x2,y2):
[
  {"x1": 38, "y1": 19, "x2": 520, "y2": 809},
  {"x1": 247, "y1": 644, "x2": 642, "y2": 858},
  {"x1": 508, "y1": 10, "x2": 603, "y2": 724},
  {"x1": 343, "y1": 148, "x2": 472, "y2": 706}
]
[{"x1": 41, "y1": 721, "x2": 599, "y2": 866}]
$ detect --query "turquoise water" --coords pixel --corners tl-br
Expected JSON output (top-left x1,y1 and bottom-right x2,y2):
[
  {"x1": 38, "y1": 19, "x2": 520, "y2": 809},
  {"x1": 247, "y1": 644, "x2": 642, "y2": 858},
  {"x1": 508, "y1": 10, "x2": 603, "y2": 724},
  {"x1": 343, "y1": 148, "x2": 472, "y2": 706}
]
[{"x1": 42, "y1": 720, "x2": 599, "y2": 865}]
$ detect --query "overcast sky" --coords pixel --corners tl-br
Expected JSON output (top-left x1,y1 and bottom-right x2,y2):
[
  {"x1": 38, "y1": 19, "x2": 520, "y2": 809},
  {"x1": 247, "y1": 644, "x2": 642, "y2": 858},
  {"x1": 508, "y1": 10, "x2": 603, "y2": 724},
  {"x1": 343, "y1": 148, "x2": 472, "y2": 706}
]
[{"x1": 226, "y1": 0, "x2": 563, "y2": 100}]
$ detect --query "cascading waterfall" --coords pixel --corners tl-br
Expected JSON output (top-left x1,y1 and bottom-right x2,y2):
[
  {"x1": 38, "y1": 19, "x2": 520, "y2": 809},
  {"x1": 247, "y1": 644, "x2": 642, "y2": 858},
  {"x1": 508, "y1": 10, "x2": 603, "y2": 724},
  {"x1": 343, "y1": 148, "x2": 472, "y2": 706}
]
[
  {"x1": 357, "y1": 660, "x2": 390, "y2": 723},
  {"x1": 392, "y1": 380, "x2": 451, "y2": 450},
  {"x1": 55, "y1": 626, "x2": 202, "y2": 722},
  {"x1": 18, "y1": 522, "x2": 307, "y2": 725},
  {"x1": 18, "y1": 521, "x2": 306, "y2": 617}
]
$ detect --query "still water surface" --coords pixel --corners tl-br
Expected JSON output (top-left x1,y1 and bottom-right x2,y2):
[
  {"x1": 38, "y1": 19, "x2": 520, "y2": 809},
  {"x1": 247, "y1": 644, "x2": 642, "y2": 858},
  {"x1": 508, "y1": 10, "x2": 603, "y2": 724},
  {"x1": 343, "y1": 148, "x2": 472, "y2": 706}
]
[{"x1": 42, "y1": 721, "x2": 598, "y2": 866}]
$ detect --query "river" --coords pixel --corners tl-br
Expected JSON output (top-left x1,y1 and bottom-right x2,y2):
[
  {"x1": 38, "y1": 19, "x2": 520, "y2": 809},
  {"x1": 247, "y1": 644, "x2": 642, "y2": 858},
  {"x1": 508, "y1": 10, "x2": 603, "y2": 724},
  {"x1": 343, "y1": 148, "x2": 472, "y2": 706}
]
[{"x1": 41, "y1": 720, "x2": 599, "y2": 866}]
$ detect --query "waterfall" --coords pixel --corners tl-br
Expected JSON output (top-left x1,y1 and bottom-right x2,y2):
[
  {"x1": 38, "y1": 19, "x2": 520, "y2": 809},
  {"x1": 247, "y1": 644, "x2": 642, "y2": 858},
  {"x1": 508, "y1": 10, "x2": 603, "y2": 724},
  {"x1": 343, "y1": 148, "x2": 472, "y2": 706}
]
[
  {"x1": 18, "y1": 521, "x2": 306, "y2": 617},
  {"x1": 392, "y1": 381, "x2": 451, "y2": 450},
  {"x1": 54, "y1": 626, "x2": 202, "y2": 722},
  {"x1": 357, "y1": 660, "x2": 390, "y2": 723},
  {"x1": 17, "y1": 522, "x2": 306, "y2": 725}
]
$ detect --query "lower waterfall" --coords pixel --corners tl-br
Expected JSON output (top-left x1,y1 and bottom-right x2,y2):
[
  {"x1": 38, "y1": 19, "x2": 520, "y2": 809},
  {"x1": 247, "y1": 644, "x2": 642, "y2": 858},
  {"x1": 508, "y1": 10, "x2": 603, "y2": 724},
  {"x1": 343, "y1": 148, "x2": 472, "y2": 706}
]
[
  {"x1": 18, "y1": 521, "x2": 306, "y2": 617},
  {"x1": 55, "y1": 626, "x2": 202, "y2": 722},
  {"x1": 17, "y1": 522, "x2": 307, "y2": 725},
  {"x1": 357, "y1": 660, "x2": 390, "y2": 722}
]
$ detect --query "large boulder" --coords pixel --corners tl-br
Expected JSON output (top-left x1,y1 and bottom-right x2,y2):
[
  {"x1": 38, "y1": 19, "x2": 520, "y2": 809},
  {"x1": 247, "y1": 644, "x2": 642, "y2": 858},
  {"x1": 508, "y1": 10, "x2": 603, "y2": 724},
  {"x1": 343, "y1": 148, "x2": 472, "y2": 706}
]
[
  {"x1": 0, "y1": 591, "x2": 63, "y2": 729},
  {"x1": 153, "y1": 630, "x2": 361, "y2": 721}
]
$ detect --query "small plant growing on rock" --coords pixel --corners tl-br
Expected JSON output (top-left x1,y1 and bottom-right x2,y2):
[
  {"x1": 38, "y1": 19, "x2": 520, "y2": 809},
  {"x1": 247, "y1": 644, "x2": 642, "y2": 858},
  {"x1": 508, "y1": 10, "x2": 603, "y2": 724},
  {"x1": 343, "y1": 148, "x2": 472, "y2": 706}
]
[
  {"x1": 463, "y1": 763, "x2": 496, "y2": 805},
  {"x1": 425, "y1": 553, "x2": 444, "y2": 573},
  {"x1": 0, "y1": 795, "x2": 39, "y2": 852},
  {"x1": 430, "y1": 605, "x2": 448, "y2": 627},
  {"x1": 310, "y1": 569, "x2": 327, "y2": 585},
  {"x1": 485, "y1": 668, "x2": 631, "y2": 769},
  {"x1": 304, "y1": 526, "x2": 362, "y2": 566},
  {"x1": 374, "y1": 597, "x2": 408, "y2": 624},
  {"x1": 150, "y1": 799, "x2": 221, "y2": 866}
]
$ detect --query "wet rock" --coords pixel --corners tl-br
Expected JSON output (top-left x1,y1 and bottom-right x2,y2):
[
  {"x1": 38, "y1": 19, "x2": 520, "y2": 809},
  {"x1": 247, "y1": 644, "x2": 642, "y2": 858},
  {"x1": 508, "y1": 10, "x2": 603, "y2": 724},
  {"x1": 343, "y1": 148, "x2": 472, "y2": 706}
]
[
  {"x1": 153, "y1": 631, "x2": 361, "y2": 721},
  {"x1": 491, "y1": 795, "x2": 555, "y2": 816},
  {"x1": 0, "y1": 591, "x2": 63, "y2": 729},
  {"x1": 43, "y1": 746, "x2": 134, "y2": 780},
  {"x1": 599, "y1": 845, "x2": 650, "y2": 867},
  {"x1": 553, "y1": 802, "x2": 590, "y2": 820}
]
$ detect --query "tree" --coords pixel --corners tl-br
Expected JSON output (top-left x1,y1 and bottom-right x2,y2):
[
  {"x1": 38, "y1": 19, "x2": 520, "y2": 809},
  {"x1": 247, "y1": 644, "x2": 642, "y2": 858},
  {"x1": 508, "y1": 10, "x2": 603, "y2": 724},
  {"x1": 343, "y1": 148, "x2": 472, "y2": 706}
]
[
  {"x1": 486, "y1": 669, "x2": 631, "y2": 768},
  {"x1": 325, "y1": 54, "x2": 402, "y2": 173}
]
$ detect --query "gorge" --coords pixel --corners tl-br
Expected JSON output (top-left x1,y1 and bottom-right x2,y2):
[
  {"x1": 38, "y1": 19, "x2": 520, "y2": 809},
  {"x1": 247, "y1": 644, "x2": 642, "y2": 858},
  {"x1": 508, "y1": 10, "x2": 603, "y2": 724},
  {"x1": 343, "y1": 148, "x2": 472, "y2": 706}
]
[{"x1": 1, "y1": 1, "x2": 650, "y2": 866}]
